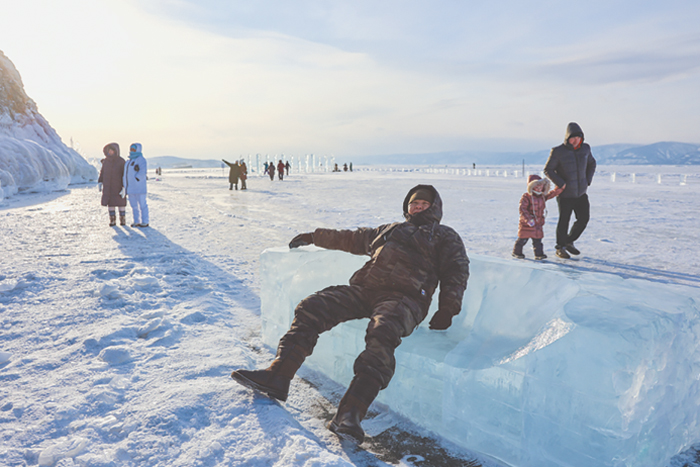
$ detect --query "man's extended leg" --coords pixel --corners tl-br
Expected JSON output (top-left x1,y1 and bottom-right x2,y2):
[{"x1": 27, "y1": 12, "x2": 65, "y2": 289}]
[
  {"x1": 329, "y1": 295, "x2": 420, "y2": 443},
  {"x1": 232, "y1": 285, "x2": 369, "y2": 401}
]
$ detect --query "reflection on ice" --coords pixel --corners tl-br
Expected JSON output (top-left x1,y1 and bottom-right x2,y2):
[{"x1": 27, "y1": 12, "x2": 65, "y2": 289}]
[{"x1": 260, "y1": 246, "x2": 700, "y2": 467}]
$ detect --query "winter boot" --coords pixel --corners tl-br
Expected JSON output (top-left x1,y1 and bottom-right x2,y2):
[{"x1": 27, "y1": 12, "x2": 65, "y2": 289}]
[
  {"x1": 512, "y1": 239, "x2": 526, "y2": 259},
  {"x1": 534, "y1": 241, "x2": 547, "y2": 260},
  {"x1": 532, "y1": 238, "x2": 547, "y2": 261},
  {"x1": 328, "y1": 374, "x2": 382, "y2": 444},
  {"x1": 109, "y1": 214, "x2": 117, "y2": 226},
  {"x1": 564, "y1": 243, "x2": 580, "y2": 255},
  {"x1": 555, "y1": 246, "x2": 570, "y2": 259},
  {"x1": 231, "y1": 345, "x2": 307, "y2": 402},
  {"x1": 119, "y1": 214, "x2": 126, "y2": 226}
]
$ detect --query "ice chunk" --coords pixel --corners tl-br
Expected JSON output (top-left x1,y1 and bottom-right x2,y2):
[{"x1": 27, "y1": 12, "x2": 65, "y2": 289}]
[
  {"x1": 99, "y1": 284, "x2": 120, "y2": 298},
  {"x1": 260, "y1": 247, "x2": 700, "y2": 467},
  {"x1": 98, "y1": 346, "x2": 132, "y2": 365},
  {"x1": 0, "y1": 351, "x2": 11, "y2": 363},
  {"x1": 38, "y1": 437, "x2": 88, "y2": 466}
]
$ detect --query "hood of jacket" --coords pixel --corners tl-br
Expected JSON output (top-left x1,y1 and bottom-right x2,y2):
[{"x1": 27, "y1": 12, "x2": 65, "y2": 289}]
[
  {"x1": 103, "y1": 142, "x2": 120, "y2": 158},
  {"x1": 564, "y1": 122, "x2": 585, "y2": 146},
  {"x1": 403, "y1": 184, "x2": 442, "y2": 226},
  {"x1": 129, "y1": 143, "x2": 143, "y2": 159},
  {"x1": 527, "y1": 175, "x2": 550, "y2": 195}
]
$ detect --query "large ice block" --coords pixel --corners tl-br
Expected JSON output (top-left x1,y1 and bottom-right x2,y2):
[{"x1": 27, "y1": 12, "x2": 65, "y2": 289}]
[{"x1": 260, "y1": 246, "x2": 700, "y2": 467}]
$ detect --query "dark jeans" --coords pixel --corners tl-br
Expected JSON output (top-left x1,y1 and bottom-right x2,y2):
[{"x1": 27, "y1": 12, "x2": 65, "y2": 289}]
[{"x1": 556, "y1": 194, "x2": 590, "y2": 248}]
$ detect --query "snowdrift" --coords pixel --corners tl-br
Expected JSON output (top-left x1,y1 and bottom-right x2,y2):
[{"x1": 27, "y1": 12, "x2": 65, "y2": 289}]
[
  {"x1": 261, "y1": 247, "x2": 700, "y2": 467},
  {"x1": 0, "y1": 50, "x2": 97, "y2": 199}
]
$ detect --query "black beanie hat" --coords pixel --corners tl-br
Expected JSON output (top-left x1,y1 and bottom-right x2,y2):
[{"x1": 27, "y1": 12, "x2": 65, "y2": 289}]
[{"x1": 409, "y1": 188, "x2": 434, "y2": 204}]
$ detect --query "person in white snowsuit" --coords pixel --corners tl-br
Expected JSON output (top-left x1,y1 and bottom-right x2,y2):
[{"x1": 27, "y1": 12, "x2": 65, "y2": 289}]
[{"x1": 122, "y1": 143, "x2": 149, "y2": 227}]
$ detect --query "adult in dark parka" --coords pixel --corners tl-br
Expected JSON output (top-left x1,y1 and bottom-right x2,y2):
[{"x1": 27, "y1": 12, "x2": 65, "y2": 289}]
[
  {"x1": 98, "y1": 143, "x2": 127, "y2": 226},
  {"x1": 543, "y1": 122, "x2": 597, "y2": 259},
  {"x1": 231, "y1": 184, "x2": 470, "y2": 443}
]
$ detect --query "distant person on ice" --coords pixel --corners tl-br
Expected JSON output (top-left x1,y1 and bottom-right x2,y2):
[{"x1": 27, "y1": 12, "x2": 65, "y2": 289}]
[
  {"x1": 239, "y1": 159, "x2": 247, "y2": 190},
  {"x1": 277, "y1": 160, "x2": 285, "y2": 180},
  {"x1": 98, "y1": 142, "x2": 127, "y2": 226},
  {"x1": 222, "y1": 159, "x2": 240, "y2": 190},
  {"x1": 268, "y1": 163, "x2": 275, "y2": 181},
  {"x1": 543, "y1": 122, "x2": 596, "y2": 259},
  {"x1": 122, "y1": 143, "x2": 149, "y2": 228},
  {"x1": 231, "y1": 185, "x2": 470, "y2": 444},
  {"x1": 512, "y1": 174, "x2": 563, "y2": 260}
]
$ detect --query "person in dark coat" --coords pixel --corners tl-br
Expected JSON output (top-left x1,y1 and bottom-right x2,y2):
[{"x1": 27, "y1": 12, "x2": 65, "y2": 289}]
[
  {"x1": 98, "y1": 142, "x2": 127, "y2": 226},
  {"x1": 231, "y1": 185, "x2": 470, "y2": 444},
  {"x1": 543, "y1": 122, "x2": 596, "y2": 259},
  {"x1": 222, "y1": 159, "x2": 240, "y2": 190},
  {"x1": 512, "y1": 174, "x2": 563, "y2": 260},
  {"x1": 268, "y1": 163, "x2": 275, "y2": 180},
  {"x1": 277, "y1": 160, "x2": 285, "y2": 180},
  {"x1": 239, "y1": 159, "x2": 247, "y2": 190}
]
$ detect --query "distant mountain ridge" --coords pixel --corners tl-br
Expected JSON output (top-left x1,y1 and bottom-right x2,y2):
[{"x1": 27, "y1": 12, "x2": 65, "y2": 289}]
[
  {"x1": 149, "y1": 156, "x2": 222, "y2": 169},
  {"x1": 351, "y1": 141, "x2": 700, "y2": 166},
  {"x1": 151, "y1": 144, "x2": 700, "y2": 169}
]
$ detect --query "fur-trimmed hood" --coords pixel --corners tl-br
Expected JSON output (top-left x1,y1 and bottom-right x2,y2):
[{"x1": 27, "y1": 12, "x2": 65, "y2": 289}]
[
  {"x1": 527, "y1": 174, "x2": 551, "y2": 196},
  {"x1": 103, "y1": 142, "x2": 120, "y2": 158}
]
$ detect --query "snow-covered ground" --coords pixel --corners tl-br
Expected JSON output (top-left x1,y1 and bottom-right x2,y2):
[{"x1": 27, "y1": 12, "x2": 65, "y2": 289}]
[{"x1": 1, "y1": 165, "x2": 699, "y2": 467}]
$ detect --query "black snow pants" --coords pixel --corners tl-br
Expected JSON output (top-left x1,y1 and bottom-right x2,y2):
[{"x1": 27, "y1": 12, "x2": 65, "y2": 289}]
[
  {"x1": 278, "y1": 285, "x2": 424, "y2": 389},
  {"x1": 555, "y1": 194, "x2": 590, "y2": 248}
]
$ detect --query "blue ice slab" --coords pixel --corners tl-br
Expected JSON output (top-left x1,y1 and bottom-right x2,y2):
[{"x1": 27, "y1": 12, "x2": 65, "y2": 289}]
[{"x1": 260, "y1": 246, "x2": 700, "y2": 467}]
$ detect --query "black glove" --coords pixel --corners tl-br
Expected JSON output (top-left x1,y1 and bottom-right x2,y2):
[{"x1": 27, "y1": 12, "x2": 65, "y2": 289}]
[
  {"x1": 429, "y1": 309, "x2": 453, "y2": 330},
  {"x1": 289, "y1": 232, "x2": 314, "y2": 249},
  {"x1": 134, "y1": 164, "x2": 140, "y2": 172}
]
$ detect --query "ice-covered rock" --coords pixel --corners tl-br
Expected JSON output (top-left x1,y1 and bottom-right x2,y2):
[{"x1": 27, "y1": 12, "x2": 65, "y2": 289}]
[
  {"x1": 260, "y1": 246, "x2": 700, "y2": 467},
  {"x1": 0, "y1": 49, "x2": 97, "y2": 196}
]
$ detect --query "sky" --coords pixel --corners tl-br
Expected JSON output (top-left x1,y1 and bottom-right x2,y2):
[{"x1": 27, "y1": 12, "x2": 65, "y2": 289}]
[{"x1": 1, "y1": 0, "x2": 699, "y2": 160}]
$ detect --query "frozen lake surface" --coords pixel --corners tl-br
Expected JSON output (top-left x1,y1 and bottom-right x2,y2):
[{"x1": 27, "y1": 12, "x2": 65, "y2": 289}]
[{"x1": 1, "y1": 165, "x2": 699, "y2": 466}]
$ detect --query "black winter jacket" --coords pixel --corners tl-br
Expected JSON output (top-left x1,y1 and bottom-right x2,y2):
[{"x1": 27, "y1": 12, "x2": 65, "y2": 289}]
[
  {"x1": 544, "y1": 122, "x2": 596, "y2": 198},
  {"x1": 312, "y1": 185, "x2": 470, "y2": 321}
]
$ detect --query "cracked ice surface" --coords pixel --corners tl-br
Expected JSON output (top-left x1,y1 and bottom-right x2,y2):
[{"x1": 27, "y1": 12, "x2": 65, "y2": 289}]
[{"x1": 261, "y1": 247, "x2": 700, "y2": 467}]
